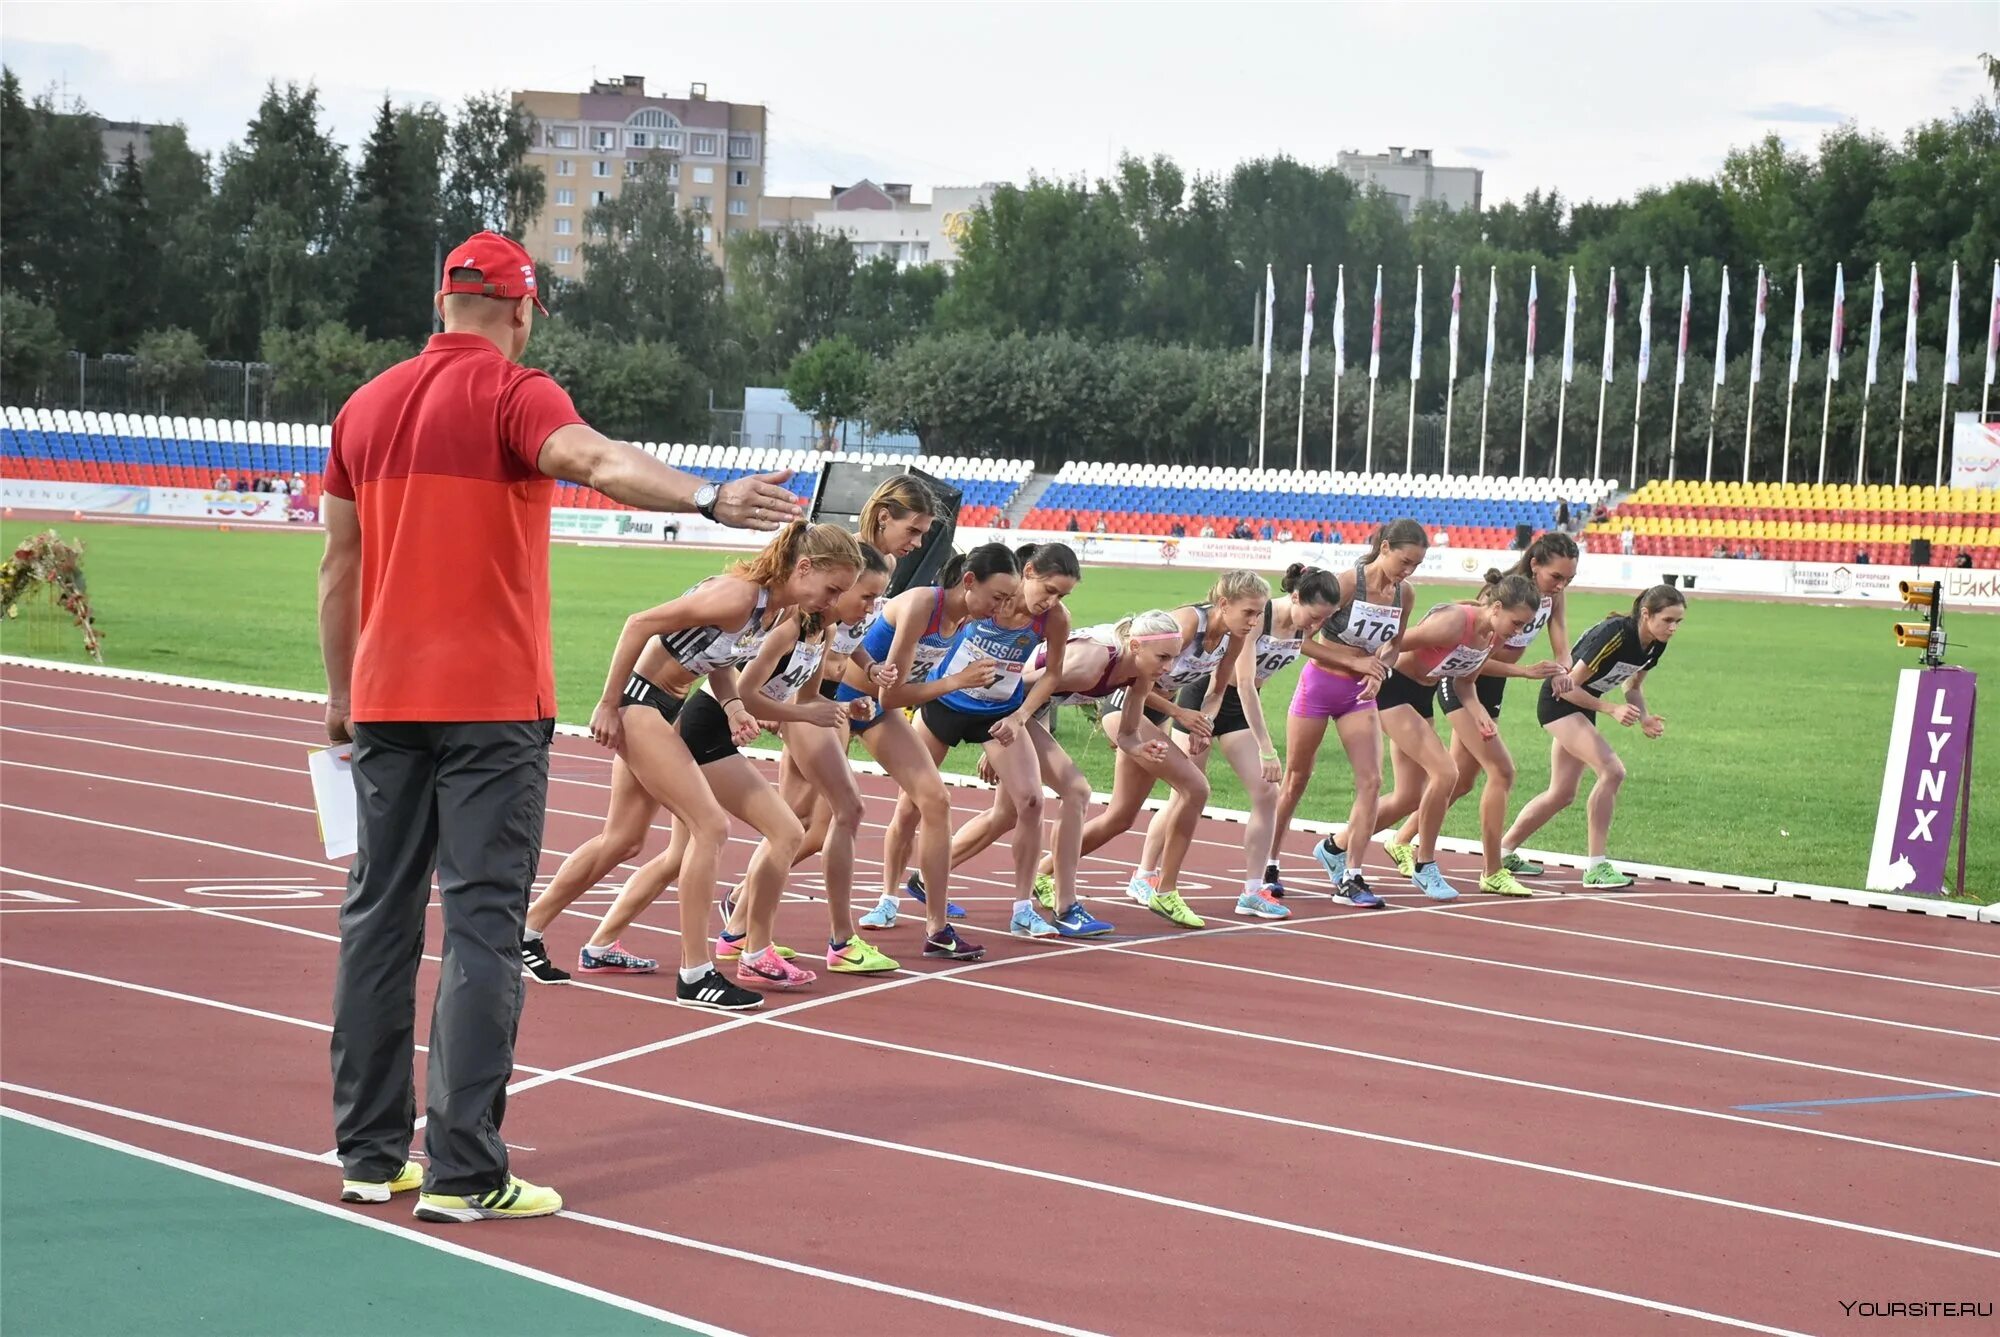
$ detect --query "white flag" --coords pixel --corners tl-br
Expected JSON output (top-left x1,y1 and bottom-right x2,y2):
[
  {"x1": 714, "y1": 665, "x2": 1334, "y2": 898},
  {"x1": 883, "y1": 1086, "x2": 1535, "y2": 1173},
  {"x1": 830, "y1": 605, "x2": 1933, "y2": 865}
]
[
  {"x1": 1904, "y1": 262, "x2": 1920, "y2": 383},
  {"x1": 1827, "y1": 263, "x2": 1845, "y2": 383},
  {"x1": 1301, "y1": 264, "x2": 1315, "y2": 379},
  {"x1": 1637, "y1": 266, "x2": 1653, "y2": 384},
  {"x1": 1787, "y1": 266, "x2": 1804, "y2": 386},
  {"x1": 1675, "y1": 266, "x2": 1691, "y2": 387},
  {"x1": 1410, "y1": 266, "x2": 1424, "y2": 380},
  {"x1": 1332, "y1": 265, "x2": 1346, "y2": 376},
  {"x1": 1369, "y1": 265, "x2": 1383, "y2": 381},
  {"x1": 1601, "y1": 268, "x2": 1617, "y2": 384},
  {"x1": 1987, "y1": 259, "x2": 1999, "y2": 388},
  {"x1": 1944, "y1": 260, "x2": 1961, "y2": 386},
  {"x1": 1713, "y1": 267, "x2": 1731, "y2": 385},
  {"x1": 1749, "y1": 265, "x2": 1769, "y2": 383},
  {"x1": 1448, "y1": 266, "x2": 1462, "y2": 381},
  {"x1": 1525, "y1": 267, "x2": 1539, "y2": 383},
  {"x1": 1866, "y1": 263, "x2": 1884, "y2": 387},
  {"x1": 1262, "y1": 264, "x2": 1275, "y2": 375},
  {"x1": 1560, "y1": 266, "x2": 1578, "y2": 384},
  {"x1": 1483, "y1": 266, "x2": 1497, "y2": 381}
]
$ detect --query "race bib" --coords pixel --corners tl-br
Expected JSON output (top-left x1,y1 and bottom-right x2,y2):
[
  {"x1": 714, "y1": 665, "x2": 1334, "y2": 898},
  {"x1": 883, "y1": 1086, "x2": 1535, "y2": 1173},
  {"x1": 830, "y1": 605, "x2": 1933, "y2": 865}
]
[
  {"x1": 1254, "y1": 636, "x2": 1303, "y2": 683},
  {"x1": 1337, "y1": 599, "x2": 1401, "y2": 652},
  {"x1": 1590, "y1": 661, "x2": 1644, "y2": 693},
  {"x1": 1431, "y1": 644, "x2": 1492, "y2": 680},
  {"x1": 942, "y1": 632, "x2": 1026, "y2": 702}
]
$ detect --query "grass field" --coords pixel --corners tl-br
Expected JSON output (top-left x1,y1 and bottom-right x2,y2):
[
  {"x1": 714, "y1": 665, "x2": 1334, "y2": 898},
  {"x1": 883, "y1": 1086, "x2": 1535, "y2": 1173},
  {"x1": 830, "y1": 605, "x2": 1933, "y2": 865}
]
[{"x1": 4, "y1": 517, "x2": 1993, "y2": 900}]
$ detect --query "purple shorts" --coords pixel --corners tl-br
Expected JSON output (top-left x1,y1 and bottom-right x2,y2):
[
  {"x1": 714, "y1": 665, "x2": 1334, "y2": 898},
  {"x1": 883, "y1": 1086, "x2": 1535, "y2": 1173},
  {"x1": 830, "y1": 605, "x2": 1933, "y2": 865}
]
[{"x1": 1289, "y1": 661, "x2": 1377, "y2": 720}]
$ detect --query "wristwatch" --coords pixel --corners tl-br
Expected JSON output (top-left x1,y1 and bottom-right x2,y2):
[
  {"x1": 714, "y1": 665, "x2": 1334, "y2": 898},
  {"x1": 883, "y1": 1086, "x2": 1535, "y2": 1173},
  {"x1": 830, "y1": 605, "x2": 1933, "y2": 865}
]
[{"x1": 693, "y1": 483, "x2": 720, "y2": 522}]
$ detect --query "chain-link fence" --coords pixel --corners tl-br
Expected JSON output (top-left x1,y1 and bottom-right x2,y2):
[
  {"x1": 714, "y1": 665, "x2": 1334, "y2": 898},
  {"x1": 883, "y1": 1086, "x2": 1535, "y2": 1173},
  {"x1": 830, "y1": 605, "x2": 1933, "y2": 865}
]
[{"x1": 7, "y1": 353, "x2": 334, "y2": 424}]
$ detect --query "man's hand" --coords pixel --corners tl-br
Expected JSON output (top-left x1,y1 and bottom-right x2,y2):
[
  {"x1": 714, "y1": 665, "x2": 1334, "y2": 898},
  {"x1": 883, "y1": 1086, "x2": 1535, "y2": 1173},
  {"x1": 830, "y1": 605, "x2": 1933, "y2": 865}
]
[
  {"x1": 713, "y1": 472, "x2": 803, "y2": 530},
  {"x1": 326, "y1": 700, "x2": 353, "y2": 744}
]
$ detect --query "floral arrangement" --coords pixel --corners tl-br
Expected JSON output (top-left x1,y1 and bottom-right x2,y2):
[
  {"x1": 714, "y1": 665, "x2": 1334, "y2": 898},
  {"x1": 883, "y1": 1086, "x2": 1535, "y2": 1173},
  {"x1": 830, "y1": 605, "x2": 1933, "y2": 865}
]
[{"x1": 0, "y1": 529, "x2": 103, "y2": 661}]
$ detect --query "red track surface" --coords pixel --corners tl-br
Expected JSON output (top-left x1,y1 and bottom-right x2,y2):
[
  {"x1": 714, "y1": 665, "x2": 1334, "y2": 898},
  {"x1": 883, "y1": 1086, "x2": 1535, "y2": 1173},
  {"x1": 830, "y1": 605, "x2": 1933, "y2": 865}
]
[{"x1": 2, "y1": 661, "x2": 1996, "y2": 1335}]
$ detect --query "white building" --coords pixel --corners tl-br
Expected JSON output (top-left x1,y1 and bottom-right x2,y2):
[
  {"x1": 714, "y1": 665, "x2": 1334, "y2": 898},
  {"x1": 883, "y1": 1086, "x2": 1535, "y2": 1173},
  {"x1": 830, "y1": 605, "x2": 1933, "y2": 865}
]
[
  {"x1": 1335, "y1": 147, "x2": 1483, "y2": 217},
  {"x1": 764, "y1": 181, "x2": 999, "y2": 270}
]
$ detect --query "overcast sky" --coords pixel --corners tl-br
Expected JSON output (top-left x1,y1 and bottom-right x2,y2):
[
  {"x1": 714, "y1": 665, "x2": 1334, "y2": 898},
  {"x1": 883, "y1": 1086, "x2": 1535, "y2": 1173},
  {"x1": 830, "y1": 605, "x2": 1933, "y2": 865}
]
[{"x1": 2, "y1": 2, "x2": 1991, "y2": 205}]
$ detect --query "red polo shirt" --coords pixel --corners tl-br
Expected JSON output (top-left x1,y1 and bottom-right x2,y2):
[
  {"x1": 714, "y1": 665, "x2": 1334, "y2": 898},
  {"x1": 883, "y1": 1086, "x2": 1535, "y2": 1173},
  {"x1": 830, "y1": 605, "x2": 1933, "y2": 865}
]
[{"x1": 324, "y1": 333, "x2": 585, "y2": 723}]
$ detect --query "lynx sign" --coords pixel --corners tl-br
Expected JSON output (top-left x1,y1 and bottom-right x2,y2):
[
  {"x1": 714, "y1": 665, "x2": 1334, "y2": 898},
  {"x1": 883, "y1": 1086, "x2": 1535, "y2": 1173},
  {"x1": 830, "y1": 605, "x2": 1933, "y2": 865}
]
[{"x1": 1867, "y1": 668, "x2": 1978, "y2": 896}]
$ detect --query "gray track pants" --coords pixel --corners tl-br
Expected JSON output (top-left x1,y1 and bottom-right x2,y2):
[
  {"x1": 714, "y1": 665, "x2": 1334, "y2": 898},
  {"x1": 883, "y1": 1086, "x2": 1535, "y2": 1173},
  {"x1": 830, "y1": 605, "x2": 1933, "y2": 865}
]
[{"x1": 330, "y1": 719, "x2": 552, "y2": 1197}]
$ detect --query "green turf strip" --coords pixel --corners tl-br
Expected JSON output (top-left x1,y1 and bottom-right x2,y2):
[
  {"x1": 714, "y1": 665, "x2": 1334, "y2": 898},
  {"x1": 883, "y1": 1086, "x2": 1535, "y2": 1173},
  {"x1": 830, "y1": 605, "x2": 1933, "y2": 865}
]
[
  {"x1": 3, "y1": 518, "x2": 1992, "y2": 899},
  {"x1": 0, "y1": 1115, "x2": 703, "y2": 1336}
]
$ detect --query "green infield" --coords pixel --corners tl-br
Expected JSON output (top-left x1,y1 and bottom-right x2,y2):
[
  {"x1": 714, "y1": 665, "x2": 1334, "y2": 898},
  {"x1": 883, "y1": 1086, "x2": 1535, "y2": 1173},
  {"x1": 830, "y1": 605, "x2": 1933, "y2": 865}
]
[{"x1": 4, "y1": 518, "x2": 1992, "y2": 899}]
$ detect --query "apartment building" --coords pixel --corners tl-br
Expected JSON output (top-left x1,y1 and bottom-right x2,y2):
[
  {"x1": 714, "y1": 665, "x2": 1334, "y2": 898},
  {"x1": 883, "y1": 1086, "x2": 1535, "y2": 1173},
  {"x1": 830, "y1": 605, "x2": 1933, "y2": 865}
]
[{"x1": 513, "y1": 75, "x2": 766, "y2": 277}]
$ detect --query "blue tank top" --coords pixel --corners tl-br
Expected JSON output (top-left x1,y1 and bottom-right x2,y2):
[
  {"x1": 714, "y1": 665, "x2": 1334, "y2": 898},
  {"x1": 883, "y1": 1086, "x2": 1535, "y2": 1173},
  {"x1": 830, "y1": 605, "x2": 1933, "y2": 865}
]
[
  {"x1": 833, "y1": 588, "x2": 954, "y2": 705},
  {"x1": 933, "y1": 610, "x2": 1048, "y2": 716}
]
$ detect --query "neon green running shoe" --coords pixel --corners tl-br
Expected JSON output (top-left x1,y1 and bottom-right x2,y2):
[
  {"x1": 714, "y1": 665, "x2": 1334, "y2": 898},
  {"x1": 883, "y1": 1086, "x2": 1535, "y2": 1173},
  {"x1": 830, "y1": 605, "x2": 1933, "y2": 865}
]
[
  {"x1": 1501, "y1": 851, "x2": 1545, "y2": 877},
  {"x1": 1581, "y1": 860, "x2": 1634, "y2": 889},
  {"x1": 827, "y1": 934, "x2": 899, "y2": 974},
  {"x1": 413, "y1": 1176, "x2": 562, "y2": 1223},
  {"x1": 1148, "y1": 888, "x2": 1205, "y2": 928},
  {"x1": 1478, "y1": 869, "x2": 1533, "y2": 898},
  {"x1": 340, "y1": 1160, "x2": 422, "y2": 1204},
  {"x1": 1034, "y1": 873, "x2": 1057, "y2": 909},
  {"x1": 1385, "y1": 842, "x2": 1418, "y2": 879}
]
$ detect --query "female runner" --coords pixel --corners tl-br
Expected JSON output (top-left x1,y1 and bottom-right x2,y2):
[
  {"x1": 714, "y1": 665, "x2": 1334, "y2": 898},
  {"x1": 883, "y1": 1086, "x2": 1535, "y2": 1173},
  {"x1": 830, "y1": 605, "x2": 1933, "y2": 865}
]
[
  {"x1": 1383, "y1": 533, "x2": 1578, "y2": 882},
  {"x1": 1270, "y1": 519, "x2": 1429, "y2": 909},
  {"x1": 1359, "y1": 572, "x2": 1545, "y2": 901},
  {"x1": 517, "y1": 523, "x2": 861, "y2": 1005},
  {"x1": 848, "y1": 544, "x2": 1022, "y2": 959},
  {"x1": 1138, "y1": 563, "x2": 1343, "y2": 919},
  {"x1": 1500, "y1": 585, "x2": 1685, "y2": 888},
  {"x1": 885, "y1": 543, "x2": 1083, "y2": 939}
]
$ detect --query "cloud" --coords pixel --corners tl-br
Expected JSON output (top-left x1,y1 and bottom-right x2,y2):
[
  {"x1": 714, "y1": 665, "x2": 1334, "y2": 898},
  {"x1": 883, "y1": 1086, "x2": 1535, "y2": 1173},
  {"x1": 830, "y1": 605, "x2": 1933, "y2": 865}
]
[
  {"x1": 1813, "y1": 5, "x2": 1917, "y2": 25},
  {"x1": 1743, "y1": 101, "x2": 1850, "y2": 124},
  {"x1": 1455, "y1": 146, "x2": 1508, "y2": 161}
]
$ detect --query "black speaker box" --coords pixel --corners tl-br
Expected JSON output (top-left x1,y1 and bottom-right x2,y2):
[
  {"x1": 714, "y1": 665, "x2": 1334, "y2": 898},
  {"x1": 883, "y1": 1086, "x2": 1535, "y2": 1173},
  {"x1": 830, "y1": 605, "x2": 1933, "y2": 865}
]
[{"x1": 809, "y1": 460, "x2": 960, "y2": 595}]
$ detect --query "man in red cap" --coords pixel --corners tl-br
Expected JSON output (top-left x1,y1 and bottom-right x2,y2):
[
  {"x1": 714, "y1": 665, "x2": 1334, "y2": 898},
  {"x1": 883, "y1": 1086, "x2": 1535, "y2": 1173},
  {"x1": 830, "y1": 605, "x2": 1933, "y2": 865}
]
[{"x1": 318, "y1": 230, "x2": 800, "y2": 1222}]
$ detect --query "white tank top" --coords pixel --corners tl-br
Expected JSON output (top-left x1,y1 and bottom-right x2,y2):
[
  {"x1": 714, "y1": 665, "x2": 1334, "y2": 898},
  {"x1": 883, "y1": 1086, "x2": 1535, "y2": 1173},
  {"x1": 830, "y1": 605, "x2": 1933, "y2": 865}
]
[
  {"x1": 760, "y1": 636, "x2": 826, "y2": 703},
  {"x1": 1251, "y1": 602, "x2": 1304, "y2": 684},
  {"x1": 1159, "y1": 604, "x2": 1230, "y2": 691}
]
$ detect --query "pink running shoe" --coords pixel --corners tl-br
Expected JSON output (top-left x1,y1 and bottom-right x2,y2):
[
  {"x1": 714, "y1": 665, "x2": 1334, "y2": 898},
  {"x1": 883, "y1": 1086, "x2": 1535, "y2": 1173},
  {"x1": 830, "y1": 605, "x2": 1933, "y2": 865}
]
[{"x1": 735, "y1": 945, "x2": 816, "y2": 990}]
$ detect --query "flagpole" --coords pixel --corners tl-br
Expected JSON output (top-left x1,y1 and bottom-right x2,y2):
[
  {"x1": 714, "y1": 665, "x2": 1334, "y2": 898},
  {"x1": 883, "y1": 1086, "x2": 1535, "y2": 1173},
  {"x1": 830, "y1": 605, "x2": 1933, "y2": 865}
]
[
  {"x1": 1779, "y1": 378, "x2": 1795, "y2": 486},
  {"x1": 1295, "y1": 378, "x2": 1306, "y2": 474},
  {"x1": 1443, "y1": 371, "x2": 1456, "y2": 478},
  {"x1": 1592, "y1": 376, "x2": 1607, "y2": 482},
  {"x1": 1857, "y1": 387, "x2": 1871, "y2": 485},
  {"x1": 1405, "y1": 377, "x2": 1418, "y2": 475},
  {"x1": 1629, "y1": 380, "x2": 1645, "y2": 487},
  {"x1": 1668, "y1": 380, "x2": 1682, "y2": 481},
  {"x1": 1816, "y1": 376, "x2": 1834, "y2": 484},
  {"x1": 1518, "y1": 371, "x2": 1531, "y2": 478},
  {"x1": 1703, "y1": 382, "x2": 1720, "y2": 482},
  {"x1": 1936, "y1": 380, "x2": 1951, "y2": 488},
  {"x1": 1365, "y1": 378, "x2": 1377, "y2": 474},
  {"x1": 1331, "y1": 369, "x2": 1342, "y2": 473},
  {"x1": 1477, "y1": 372, "x2": 1490, "y2": 477},
  {"x1": 1555, "y1": 378, "x2": 1569, "y2": 480},
  {"x1": 1742, "y1": 378, "x2": 1758, "y2": 485},
  {"x1": 1895, "y1": 377, "x2": 1909, "y2": 486},
  {"x1": 1257, "y1": 373, "x2": 1269, "y2": 473}
]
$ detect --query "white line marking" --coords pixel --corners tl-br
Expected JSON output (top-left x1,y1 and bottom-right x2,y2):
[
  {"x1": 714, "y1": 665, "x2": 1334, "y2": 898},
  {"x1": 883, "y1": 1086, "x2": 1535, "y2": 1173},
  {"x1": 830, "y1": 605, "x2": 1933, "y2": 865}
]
[
  {"x1": 1599, "y1": 897, "x2": 2000, "y2": 960},
  {"x1": 0, "y1": 1105, "x2": 739, "y2": 1336}
]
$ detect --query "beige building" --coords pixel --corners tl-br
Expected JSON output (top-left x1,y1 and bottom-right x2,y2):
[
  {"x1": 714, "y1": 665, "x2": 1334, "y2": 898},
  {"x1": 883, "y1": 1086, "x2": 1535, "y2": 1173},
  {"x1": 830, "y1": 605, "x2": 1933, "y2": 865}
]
[
  {"x1": 762, "y1": 180, "x2": 998, "y2": 271},
  {"x1": 1335, "y1": 147, "x2": 1483, "y2": 218},
  {"x1": 513, "y1": 75, "x2": 767, "y2": 278}
]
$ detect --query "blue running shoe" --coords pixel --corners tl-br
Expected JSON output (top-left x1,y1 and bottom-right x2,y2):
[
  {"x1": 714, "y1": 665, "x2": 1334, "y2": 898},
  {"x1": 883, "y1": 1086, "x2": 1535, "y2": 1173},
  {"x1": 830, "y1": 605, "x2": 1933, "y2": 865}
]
[
  {"x1": 1010, "y1": 905, "x2": 1059, "y2": 938},
  {"x1": 1411, "y1": 861, "x2": 1460, "y2": 902},
  {"x1": 1056, "y1": 902, "x2": 1114, "y2": 937},
  {"x1": 858, "y1": 896, "x2": 897, "y2": 930},
  {"x1": 905, "y1": 871, "x2": 966, "y2": 920},
  {"x1": 1313, "y1": 836, "x2": 1347, "y2": 886},
  {"x1": 1331, "y1": 873, "x2": 1384, "y2": 909},
  {"x1": 1235, "y1": 888, "x2": 1291, "y2": 919}
]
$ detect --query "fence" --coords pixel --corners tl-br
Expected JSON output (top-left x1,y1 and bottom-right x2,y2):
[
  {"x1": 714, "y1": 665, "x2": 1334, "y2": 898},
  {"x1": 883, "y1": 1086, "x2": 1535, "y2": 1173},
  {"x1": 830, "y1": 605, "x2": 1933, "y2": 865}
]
[{"x1": 8, "y1": 354, "x2": 335, "y2": 425}]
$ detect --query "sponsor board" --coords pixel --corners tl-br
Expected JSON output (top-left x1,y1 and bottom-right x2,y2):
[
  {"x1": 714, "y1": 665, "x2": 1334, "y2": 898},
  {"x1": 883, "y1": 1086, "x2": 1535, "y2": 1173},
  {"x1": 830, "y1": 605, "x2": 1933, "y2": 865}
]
[{"x1": 0, "y1": 478, "x2": 301, "y2": 523}]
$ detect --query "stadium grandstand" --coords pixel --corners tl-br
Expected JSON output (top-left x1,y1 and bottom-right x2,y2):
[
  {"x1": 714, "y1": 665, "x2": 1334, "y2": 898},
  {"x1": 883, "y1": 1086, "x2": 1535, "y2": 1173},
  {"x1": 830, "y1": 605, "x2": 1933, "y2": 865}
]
[{"x1": 2, "y1": 406, "x2": 1992, "y2": 565}]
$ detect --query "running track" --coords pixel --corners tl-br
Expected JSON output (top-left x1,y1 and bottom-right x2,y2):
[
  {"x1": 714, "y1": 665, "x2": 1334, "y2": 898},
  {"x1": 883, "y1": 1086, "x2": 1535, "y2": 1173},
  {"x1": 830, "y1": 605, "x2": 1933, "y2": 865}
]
[{"x1": 1, "y1": 661, "x2": 1995, "y2": 1335}]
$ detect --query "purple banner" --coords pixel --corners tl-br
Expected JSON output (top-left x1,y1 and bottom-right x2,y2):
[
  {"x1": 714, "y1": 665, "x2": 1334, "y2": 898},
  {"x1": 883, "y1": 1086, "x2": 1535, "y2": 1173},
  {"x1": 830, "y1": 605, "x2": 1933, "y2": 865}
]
[{"x1": 1870, "y1": 668, "x2": 1977, "y2": 895}]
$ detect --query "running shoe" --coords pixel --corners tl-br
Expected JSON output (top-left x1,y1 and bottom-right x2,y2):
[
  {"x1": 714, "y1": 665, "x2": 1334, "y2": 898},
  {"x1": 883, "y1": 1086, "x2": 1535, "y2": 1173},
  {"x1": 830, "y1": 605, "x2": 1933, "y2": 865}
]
[
  {"x1": 1234, "y1": 888, "x2": 1291, "y2": 920},
  {"x1": 905, "y1": 871, "x2": 966, "y2": 920},
  {"x1": 1010, "y1": 905, "x2": 1060, "y2": 938},
  {"x1": 1126, "y1": 870, "x2": 1162, "y2": 907},
  {"x1": 735, "y1": 945, "x2": 816, "y2": 989},
  {"x1": 1332, "y1": 873, "x2": 1384, "y2": 909},
  {"x1": 1501, "y1": 851, "x2": 1546, "y2": 878},
  {"x1": 413, "y1": 1176, "x2": 562, "y2": 1223},
  {"x1": 1262, "y1": 876, "x2": 1288, "y2": 901},
  {"x1": 1384, "y1": 842, "x2": 1419, "y2": 880},
  {"x1": 1056, "y1": 902, "x2": 1114, "y2": 937},
  {"x1": 520, "y1": 937, "x2": 570, "y2": 985},
  {"x1": 1582, "y1": 860, "x2": 1635, "y2": 889},
  {"x1": 340, "y1": 1160, "x2": 422, "y2": 1204},
  {"x1": 858, "y1": 896, "x2": 898, "y2": 930},
  {"x1": 923, "y1": 926, "x2": 986, "y2": 960},
  {"x1": 577, "y1": 941, "x2": 657, "y2": 974},
  {"x1": 1034, "y1": 873, "x2": 1057, "y2": 910},
  {"x1": 1411, "y1": 861, "x2": 1460, "y2": 901},
  {"x1": 676, "y1": 968, "x2": 765, "y2": 1011},
  {"x1": 828, "y1": 935, "x2": 899, "y2": 974},
  {"x1": 1147, "y1": 888, "x2": 1205, "y2": 928},
  {"x1": 1312, "y1": 836, "x2": 1347, "y2": 886},
  {"x1": 714, "y1": 933, "x2": 796, "y2": 961},
  {"x1": 1478, "y1": 869, "x2": 1534, "y2": 898}
]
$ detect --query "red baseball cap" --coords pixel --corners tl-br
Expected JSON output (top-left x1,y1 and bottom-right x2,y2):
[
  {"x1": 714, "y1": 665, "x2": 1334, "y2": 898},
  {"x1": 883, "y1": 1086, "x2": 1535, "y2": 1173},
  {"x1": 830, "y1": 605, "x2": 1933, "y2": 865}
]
[{"x1": 439, "y1": 231, "x2": 548, "y2": 314}]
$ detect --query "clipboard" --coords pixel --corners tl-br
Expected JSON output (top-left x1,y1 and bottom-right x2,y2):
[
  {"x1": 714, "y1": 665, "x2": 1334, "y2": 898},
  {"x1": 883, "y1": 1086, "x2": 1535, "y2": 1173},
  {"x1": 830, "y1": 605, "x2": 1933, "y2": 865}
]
[{"x1": 307, "y1": 745, "x2": 357, "y2": 860}]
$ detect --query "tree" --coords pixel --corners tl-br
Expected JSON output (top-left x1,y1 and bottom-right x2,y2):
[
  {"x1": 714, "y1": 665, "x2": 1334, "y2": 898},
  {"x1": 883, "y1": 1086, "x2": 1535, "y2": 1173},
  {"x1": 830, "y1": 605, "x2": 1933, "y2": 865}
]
[
  {"x1": 725, "y1": 226, "x2": 857, "y2": 379},
  {"x1": 559, "y1": 168, "x2": 724, "y2": 355},
  {"x1": 133, "y1": 327, "x2": 207, "y2": 408},
  {"x1": 347, "y1": 99, "x2": 436, "y2": 344},
  {"x1": 840, "y1": 256, "x2": 947, "y2": 355},
  {"x1": 260, "y1": 321, "x2": 413, "y2": 418},
  {"x1": 784, "y1": 336, "x2": 873, "y2": 448},
  {"x1": 142, "y1": 124, "x2": 218, "y2": 339},
  {"x1": 106, "y1": 144, "x2": 160, "y2": 348},
  {"x1": 0, "y1": 288, "x2": 67, "y2": 396},
  {"x1": 524, "y1": 321, "x2": 706, "y2": 441},
  {"x1": 441, "y1": 91, "x2": 544, "y2": 240},
  {"x1": 0, "y1": 78, "x2": 111, "y2": 352}
]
